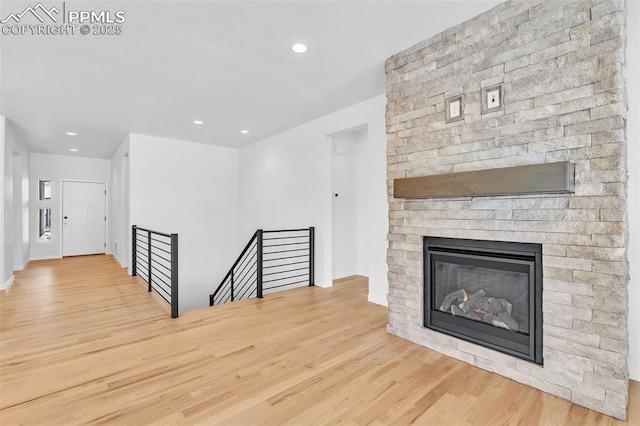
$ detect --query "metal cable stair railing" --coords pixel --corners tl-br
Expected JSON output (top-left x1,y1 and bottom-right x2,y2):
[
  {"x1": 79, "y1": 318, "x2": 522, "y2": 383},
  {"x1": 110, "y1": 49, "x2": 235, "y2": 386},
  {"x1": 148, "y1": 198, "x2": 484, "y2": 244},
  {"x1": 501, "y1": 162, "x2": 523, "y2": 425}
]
[
  {"x1": 132, "y1": 225, "x2": 179, "y2": 318},
  {"x1": 209, "y1": 227, "x2": 315, "y2": 307}
]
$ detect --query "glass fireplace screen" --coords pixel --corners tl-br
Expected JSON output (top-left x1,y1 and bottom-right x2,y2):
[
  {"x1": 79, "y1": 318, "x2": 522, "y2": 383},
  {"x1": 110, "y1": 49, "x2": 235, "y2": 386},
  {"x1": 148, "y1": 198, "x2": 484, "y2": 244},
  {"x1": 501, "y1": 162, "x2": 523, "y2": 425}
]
[{"x1": 433, "y1": 260, "x2": 529, "y2": 334}]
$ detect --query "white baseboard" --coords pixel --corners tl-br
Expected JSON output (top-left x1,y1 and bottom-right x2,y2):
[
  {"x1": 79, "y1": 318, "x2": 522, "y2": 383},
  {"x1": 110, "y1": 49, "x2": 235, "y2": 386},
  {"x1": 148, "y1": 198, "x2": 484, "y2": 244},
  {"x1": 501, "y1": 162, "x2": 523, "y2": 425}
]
[
  {"x1": 13, "y1": 259, "x2": 30, "y2": 271},
  {"x1": 314, "y1": 280, "x2": 333, "y2": 288},
  {"x1": 1, "y1": 275, "x2": 15, "y2": 291},
  {"x1": 112, "y1": 253, "x2": 125, "y2": 268},
  {"x1": 368, "y1": 293, "x2": 388, "y2": 307},
  {"x1": 29, "y1": 255, "x2": 63, "y2": 261}
]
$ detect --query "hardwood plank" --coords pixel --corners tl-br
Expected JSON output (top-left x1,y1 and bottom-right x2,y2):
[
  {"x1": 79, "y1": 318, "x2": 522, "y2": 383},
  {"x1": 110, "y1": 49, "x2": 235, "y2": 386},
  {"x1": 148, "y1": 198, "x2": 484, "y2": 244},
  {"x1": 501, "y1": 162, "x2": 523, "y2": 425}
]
[
  {"x1": 0, "y1": 255, "x2": 636, "y2": 424},
  {"x1": 394, "y1": 161, "x2": 575, "y2": 198}
]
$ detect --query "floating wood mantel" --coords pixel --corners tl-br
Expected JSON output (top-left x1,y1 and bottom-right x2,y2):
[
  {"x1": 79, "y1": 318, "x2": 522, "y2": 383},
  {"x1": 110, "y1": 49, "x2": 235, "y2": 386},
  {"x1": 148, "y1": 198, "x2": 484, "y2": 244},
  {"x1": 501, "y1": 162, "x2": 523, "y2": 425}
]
[{"x1": 394, "y1": 161, "x2": 574, "y2": 199}]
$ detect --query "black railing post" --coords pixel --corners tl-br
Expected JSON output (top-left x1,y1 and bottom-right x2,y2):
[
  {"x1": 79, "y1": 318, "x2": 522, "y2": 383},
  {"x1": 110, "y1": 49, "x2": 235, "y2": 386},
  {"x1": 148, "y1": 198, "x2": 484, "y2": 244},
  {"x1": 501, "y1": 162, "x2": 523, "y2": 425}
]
[
  {"x1": 170, "y1": 233, "x2": 179, "y2": 318},
  {"x1": 209, "y1": 294, "x2": 214, "y2": 307},
  {"x1": 132, "y1": 225, "x2": 137, "y2": 276},
  {"x1": 257, "y1": 229, "x2": 263, "y2": 298},
  {"x1": 147, "y1": 230, "x2": 152, "y2": 292},
  {"x1": 309, "y1": 226, "x2": 315, "y2": 286},
  {"x1": 231, "y1": 269, "x2": 235, "y2": 302}
]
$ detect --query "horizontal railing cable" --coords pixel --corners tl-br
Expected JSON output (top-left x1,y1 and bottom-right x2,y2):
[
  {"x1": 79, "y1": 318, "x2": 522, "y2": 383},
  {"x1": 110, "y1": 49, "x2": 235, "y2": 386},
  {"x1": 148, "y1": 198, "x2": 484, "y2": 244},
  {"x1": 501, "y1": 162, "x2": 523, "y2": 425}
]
[
  {"x1": 263, "y1": 241, "x2": 308, "y2": 248},
  {"x1": 264, "y1": 280, "x2": 308, "y2": 290},
  {"x1": 263, "y1": 266, "x2": 309, "y2": 277},
  {"x1": 263, "y1": 228, "x2": 310, "y2": 233},
  {"x1": 263, "y1": 273, "x2": 309, "y2": 285},
  {"x1": 150, "y1": 237, "x2": 171, "y2": 246},
  {"x1": 263, "y1": 260, "x2": 308, "y2": 269},
  {"x1": 262, "y1": 236, "x2": 307, "y2": 241}
]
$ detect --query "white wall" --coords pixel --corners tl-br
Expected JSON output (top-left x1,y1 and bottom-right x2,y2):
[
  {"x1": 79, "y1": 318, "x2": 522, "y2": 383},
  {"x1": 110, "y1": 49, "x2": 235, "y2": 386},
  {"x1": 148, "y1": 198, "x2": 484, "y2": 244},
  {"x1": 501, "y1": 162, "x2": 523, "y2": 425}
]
[
  {"x1": 239, "y1": 94, "x2": 388, "y2": 305},
  {"x1": 0, "y1": 116, "x2": 5, "y2": 289},
  {"x1": 7, "y1": 123, "x2": 30, "y2": 272},
  {"x1": 129, "y1": 134, "x2": 240, "y2": 312},
  {"x1": 3, "y1": 122, "x2": 12, "y2": 286},
  {"x1": 3, "y1": 120, "x2": 30, "y2": 288},
  {"x1": 12, "y1": 152, "x2": 23, "y2": 270},
  {"x1": 626, "y1": 1, "x2": 639, "y2": 382},
  {"x1": 30, "y1": 153, "x2": 110, "y2": 260},
  {"x1": 110, "y1": 135, "x2": 130, "y2": 268}
]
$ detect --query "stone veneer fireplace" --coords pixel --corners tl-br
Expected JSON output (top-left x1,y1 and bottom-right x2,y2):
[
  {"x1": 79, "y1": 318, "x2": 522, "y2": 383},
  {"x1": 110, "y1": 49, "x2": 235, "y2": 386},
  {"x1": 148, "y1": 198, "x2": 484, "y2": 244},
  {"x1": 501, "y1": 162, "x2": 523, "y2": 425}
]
[{"x1": 385, "y1": 0, "x2": 629, "y2": 420}]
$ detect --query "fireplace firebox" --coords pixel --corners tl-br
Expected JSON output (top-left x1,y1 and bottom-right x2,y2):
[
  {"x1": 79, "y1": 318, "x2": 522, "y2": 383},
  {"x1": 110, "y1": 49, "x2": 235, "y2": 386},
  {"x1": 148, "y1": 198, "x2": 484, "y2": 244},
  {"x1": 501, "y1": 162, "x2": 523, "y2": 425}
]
[{"x1": 424, "y1": 237, "x2": 543, "y2": 364}]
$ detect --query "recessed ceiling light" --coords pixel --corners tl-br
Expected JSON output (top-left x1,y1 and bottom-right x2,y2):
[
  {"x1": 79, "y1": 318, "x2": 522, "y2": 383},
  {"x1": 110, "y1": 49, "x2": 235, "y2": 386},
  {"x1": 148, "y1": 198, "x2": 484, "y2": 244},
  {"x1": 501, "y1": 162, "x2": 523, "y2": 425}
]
[
  {"x1": 193, "y1": 120, "x2": 204, "y2": 125},
  {"x1": 69, "y1": 148, "x2": 78, "y2": 152},
  {"x1": 66, "y1": 131, "x2": 77, "y2": 136},
  {"x1": 291, "y1": 43, "x2": 308, "y2": 54},
  {"x1": 240, "y1": 130, "x2": 249, "y2": 134}
]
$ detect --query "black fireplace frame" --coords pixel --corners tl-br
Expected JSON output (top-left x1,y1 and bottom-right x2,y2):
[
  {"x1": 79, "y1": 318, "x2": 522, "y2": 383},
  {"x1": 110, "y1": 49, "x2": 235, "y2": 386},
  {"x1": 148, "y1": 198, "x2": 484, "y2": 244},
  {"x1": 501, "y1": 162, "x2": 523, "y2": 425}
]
[{"x1": 424, "y1": 237, "x2": 543, "y2": 364}]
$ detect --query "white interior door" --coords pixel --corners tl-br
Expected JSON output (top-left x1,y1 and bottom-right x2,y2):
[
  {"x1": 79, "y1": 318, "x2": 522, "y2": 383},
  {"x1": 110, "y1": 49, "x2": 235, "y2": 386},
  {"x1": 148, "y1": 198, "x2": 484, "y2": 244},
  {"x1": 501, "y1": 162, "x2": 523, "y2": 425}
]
[
  {"x1": 331, "y1": 137, "x2": 358, "y2": 280},
  {"x1": 63, "y1": 182, "x2": 106, "y2": 256}
]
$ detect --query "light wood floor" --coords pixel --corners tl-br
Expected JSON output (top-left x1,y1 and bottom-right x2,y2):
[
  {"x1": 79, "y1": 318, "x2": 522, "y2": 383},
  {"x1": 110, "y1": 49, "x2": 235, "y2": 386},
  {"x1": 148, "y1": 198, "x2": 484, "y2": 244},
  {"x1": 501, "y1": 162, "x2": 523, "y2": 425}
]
[{"x1": 1, "y1": 256, "x2": 638, "y2": 425}]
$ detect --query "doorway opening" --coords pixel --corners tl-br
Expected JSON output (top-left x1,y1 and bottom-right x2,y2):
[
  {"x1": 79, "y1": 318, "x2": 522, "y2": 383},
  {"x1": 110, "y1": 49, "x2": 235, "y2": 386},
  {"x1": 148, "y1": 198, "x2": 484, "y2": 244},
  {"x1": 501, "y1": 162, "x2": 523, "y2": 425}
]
[
  {"x1": 12, "y1": 148, "x2": 27, "y2": 271},
  {"x1": 330, "y1": 126, "x2": 369, "y2": 281}
]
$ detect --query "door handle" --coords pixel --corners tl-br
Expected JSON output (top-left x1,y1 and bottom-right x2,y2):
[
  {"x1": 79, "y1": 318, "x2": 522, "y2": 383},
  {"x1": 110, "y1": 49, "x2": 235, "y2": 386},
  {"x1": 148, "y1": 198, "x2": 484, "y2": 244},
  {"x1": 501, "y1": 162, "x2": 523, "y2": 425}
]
[{"x1": 64, "y1": 216, "x2": 68, "y2": 219}]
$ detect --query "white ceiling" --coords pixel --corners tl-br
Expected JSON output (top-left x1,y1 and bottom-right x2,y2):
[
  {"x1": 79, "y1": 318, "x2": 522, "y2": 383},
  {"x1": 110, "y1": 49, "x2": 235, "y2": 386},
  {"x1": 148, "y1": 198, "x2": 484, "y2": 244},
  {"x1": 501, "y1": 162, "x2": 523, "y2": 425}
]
[{"x1": 1, "y1": 1, "x2": 499, "y2": 158}]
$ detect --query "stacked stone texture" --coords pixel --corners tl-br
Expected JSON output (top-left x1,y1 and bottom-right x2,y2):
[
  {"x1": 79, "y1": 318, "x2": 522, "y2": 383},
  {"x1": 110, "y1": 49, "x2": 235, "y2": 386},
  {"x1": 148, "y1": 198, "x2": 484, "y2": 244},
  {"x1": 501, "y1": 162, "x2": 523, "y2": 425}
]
[{"x1": 385, "y1": 0, "x2": 628, "y2": 419}]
